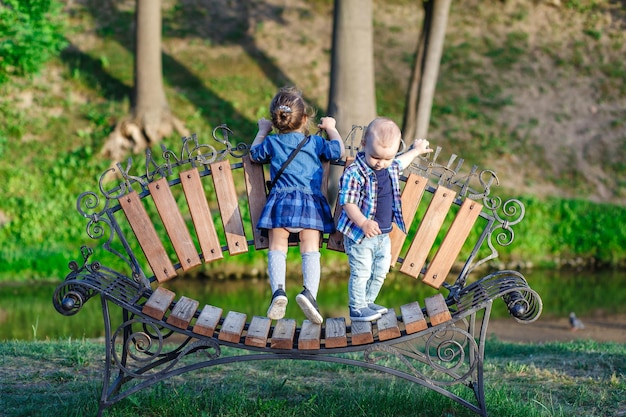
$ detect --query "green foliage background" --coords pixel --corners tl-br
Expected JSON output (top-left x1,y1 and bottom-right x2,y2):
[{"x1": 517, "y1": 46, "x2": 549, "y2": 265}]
[{"x1": 1, "y1": 0, "x2": 625, "y2": 282}]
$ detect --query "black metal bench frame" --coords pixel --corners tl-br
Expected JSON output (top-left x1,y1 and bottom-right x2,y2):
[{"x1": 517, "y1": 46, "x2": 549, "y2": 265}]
[{"x1": 53, "y1": 125, "x2": 542, "y2": 417}]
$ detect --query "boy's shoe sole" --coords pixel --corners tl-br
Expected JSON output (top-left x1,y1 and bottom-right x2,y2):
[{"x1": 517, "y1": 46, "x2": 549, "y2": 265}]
[
  {"x1": 267, "y1": 290, "x2": 288, "y2": 320},
  {"x1": 296, "y1": 290, "x2": 323, "y2": 324}
]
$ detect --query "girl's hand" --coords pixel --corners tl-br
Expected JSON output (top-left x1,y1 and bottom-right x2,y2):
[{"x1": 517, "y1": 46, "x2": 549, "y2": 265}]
[
  {"x1": 318, "y1": 116, "x2": 336, "y2": 131},
  {"x1": 257, "y1": 118, "x2": 273, "y2": 134}
]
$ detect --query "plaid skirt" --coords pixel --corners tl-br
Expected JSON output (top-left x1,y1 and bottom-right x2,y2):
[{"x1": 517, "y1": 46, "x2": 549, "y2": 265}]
[{"x1": 257, "y1": 189, "x2": 335, "y2": 234}]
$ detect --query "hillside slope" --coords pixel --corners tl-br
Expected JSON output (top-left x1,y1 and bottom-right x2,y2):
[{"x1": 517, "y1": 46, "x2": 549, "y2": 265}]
[{"x1": 246, "y1": 0, "x2": 626, "y2": 203}]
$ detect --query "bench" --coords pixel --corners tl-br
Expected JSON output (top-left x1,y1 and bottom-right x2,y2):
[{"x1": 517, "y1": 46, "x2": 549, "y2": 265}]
[{"x1": 52, "y1": 125, "x2": 543, "y2": 417}]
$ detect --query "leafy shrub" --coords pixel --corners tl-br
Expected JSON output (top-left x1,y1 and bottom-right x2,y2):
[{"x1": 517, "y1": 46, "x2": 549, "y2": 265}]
[{"x1": 0, "y1": 0, "x2": 68, "y2": 83}]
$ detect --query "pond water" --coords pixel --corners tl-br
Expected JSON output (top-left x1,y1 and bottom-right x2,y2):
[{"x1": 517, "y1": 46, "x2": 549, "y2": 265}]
[{"x1": 1, "y1": 268, "x2": 625, "y2": 341}]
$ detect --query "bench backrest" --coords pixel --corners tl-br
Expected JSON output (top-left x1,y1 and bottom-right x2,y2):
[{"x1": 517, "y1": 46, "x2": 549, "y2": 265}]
[{"x1": 78, "y1": 126, "x2": 524, "y2": 296}]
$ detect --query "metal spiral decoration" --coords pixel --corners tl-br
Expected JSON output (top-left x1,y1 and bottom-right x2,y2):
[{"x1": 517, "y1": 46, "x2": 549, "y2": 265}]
[
  {"x1": 111, "y1": 318, "x2": 222, "y2": 379},
  {"x1": 111, "y1": 319, "x2": 168, "y2": 378},
  {"x1": 365, "y1": 325, "x2": 479, "y2": 386}
]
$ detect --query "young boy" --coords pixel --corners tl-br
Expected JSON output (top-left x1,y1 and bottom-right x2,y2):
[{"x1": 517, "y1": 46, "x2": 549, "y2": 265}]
[{"x1": 337, "y1": 117, "x2": 432, "y2": 322}]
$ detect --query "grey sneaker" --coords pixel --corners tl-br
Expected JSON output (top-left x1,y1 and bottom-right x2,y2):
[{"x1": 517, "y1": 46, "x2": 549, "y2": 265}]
[
  {"x1": 295, "y1": 288, "x2": 323, "y2": 324},
  {"x1": 349, "y1": 306, "x2": 382, "y2": 322},
  {"x1": 368, "y1": 302, "x2": 388, "y2": 315},
  {"x1": 267, "y1": 288, "x2": 288, "y2": 320}
]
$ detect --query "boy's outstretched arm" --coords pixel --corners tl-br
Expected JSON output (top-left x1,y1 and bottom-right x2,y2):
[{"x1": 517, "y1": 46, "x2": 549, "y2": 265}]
[{"x1": 396, "y1": 138, "x2": 433, "y2": 169}]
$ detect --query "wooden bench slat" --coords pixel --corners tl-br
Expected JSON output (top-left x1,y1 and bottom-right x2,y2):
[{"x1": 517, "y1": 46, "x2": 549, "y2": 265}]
[
  {"x1": 119, "y1": 191, "x2": 177, "y2": 283},
  {"x1": 166, "y1": 296, "x2": 199, "y2": 329},
  {"x1": 211, "y1": 160, "x2": 248, "y2": 255},
  {"x1": 218, "y1": 311, "x2": 247, "y2": 343},
  {"x1": 298, "y1": 320, "x2": 322, "y2": 350},
  {"x1": 389, "y1": 174, "x2": 428, "y2": 266},
  {"x1": 245, "y1": 316, "x2": 272, "y2": 348},
  {"x1": 242, "y1": 155, "x2": 269, "y2": 250},
  {"x1": 180, "y1": 168, "x2": 224, "y2": 263},
  {"x1": 424, "y1": 293, "x2": 452, "y2": 326},
  {"x1": 142, "y1": 286, "x2": 176, "y2": 319},
  {"x1": 193, "y1": 305, "x2": 223, "y2": 337},
  {"x1": 350, "y1": 321, "x2": 374, "y2": 346},
  {"x1": 422, "y1": 198, "x2": 483, "y2": 289},
  {"x1": 148, "y1": 178, "x2": 202, "y2": 272},
  {"x1": 326, "y1": 157, "x2": 354, "y2": 252},
  {"x1": 270, "y1": 319, "x2": 296, "y2": 350},
  {"x1": 399, "y1": 186, "x2": 456, "y2": 278},
  {"x1": 377, "y1": 309, "x2": 401, "y2": 341},
  {"x1": 325, "y1": 317, "x2": 348, "y2": 348},
  {"x1": 400, "y1": 301, "x2": 428, "y2": 334}
]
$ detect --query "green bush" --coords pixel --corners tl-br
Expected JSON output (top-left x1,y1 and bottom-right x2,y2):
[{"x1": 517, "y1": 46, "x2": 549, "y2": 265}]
[{"x1": 0, "y1": 0, "x2": 68, "y2": 83}]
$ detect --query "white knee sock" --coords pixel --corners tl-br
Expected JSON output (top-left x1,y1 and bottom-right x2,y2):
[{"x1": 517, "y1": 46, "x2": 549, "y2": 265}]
[
  {"x1": 301, "y1": 251, "x2": 321, "y2": 298},
  {"x1": 267, "y1": 250, "x2": 287, "y2": 294}
]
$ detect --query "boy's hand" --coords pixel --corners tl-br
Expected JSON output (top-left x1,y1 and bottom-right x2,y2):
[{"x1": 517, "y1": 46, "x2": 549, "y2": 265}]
[
  {"x1": 413, "y1": 138, "x2": 432, "y2": 154},
  {"x1": 361, "y1": 219, "x2": 381, "y2": 238}
]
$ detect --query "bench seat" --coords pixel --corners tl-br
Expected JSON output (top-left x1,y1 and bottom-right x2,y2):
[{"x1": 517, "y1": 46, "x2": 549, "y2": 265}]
[{"x1": 52, "y1": 128, "x2": 542, "y2": 417}]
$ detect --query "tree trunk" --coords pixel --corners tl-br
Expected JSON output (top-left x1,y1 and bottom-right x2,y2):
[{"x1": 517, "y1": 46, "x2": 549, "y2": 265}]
[
  {"x1": 101, "y1": 0, "x2": 187, "y2": 163},
  {"x1": 327, "y1": 0, "x2": 377, "y2": 203},
  {"x1": 402, "y1": 0, "x2": 451, "y2": 141},
  {"x1": 327, "y1": 0, "x2": 377, "y2": 141}
]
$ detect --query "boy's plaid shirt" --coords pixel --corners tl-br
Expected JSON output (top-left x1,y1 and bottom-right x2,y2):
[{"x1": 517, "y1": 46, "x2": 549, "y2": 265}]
[{"x1": 336, "y1": 152, "x2": 407, "y2": 243}]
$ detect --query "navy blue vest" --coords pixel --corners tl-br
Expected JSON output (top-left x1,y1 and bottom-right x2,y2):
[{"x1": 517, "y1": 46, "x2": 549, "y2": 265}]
[{"x1": 374, "y1": 168, "x2": 393, "y2": 233}]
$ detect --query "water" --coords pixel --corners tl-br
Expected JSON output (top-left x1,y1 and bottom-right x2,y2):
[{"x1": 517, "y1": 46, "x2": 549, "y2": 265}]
[{"x1": 1, "y1": 269, "x2": 625, "y2": 341}]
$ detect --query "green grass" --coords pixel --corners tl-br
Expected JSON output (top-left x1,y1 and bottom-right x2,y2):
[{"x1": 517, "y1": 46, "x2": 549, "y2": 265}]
[{"x1": 0, "y1": 339, "x2": 624, "y2": 416}]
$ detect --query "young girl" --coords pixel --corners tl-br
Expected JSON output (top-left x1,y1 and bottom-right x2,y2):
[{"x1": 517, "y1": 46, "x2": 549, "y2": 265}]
[{"x1": 250, "y1": 87, "x2": 345, "y2": 324}]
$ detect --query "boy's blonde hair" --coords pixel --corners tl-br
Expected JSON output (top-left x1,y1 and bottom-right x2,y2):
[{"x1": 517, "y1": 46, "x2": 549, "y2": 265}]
[{"x1": 363, "y1": 117, "x2": 402, "y2": 148}]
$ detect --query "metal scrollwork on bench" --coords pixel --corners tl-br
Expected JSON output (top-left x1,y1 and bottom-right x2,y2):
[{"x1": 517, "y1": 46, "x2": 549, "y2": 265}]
[{"x1": 364, "y1": 322, "x2": 479, "y2": 387}]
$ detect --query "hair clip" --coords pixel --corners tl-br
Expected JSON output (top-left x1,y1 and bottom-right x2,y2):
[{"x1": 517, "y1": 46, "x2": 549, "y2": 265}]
[{"x1": 278, "y1": 105, "x2": 292, "y2": 113}]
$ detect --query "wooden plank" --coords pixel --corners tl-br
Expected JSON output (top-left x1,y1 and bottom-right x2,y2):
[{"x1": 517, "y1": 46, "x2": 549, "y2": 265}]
[
  {"x1": 389, "y1": 174, "x2": 428, "y2": 266},
  {"x1": 325, "y1": 317, "x2": 348, "y2": 348},
  {"x1": 242, "y1": 155, "x2": 269, "y2": 250},
  {"x1": 326, "y1": 157, "x2": 354, "y2": 252},
  {"x1": 298, "y1": 320, "x2": 321, "y2": 350},
  {"x1": 399, "y1": 186, "x2": 456, "y2": 278},
  {"x1": 148, "y1": 178, "x2": 202, "y2": 272},
  {"x1": 422, "y1": 198, "x2": 483, "y2": 289},
  {"x1": 400, "y1": 301, "x2": 428, "y2": 334},
  {"x1": 245, "y1": 316, "x2": 271, "y2": 348},
  {"x1": 193, "y1": 305, "x2": 223, "y2": 337},
  {"x1": 142, "y1": 286, "x2": 175, "y2": 320},
  {"x1": 270, "y1": 319, "x2": 296, "y2": 350},
  {"x1": 166, "y1": 296, "x2": 199, "y2": 329},
  {"x1": 119, "y1": 191, "x2": 176, "y2": 283},
  {"x1": 218, "y1": 311, "x2": 247, "y2": 343},
  {"x1": 425, "y1": 293, "x2": 452, "y2": 326},
  {"x1": 350, "y1": 321, "x2": 374, "y2": 346},
  {"x1": 180, "y1": 168, "x2": 224, "y2": 263},
  {"x1": 377, "y1": 309, "x2": 401, "y2": 341},
  {"x1": 210, "y1": 160, "x2": 248, "y2": 255}
]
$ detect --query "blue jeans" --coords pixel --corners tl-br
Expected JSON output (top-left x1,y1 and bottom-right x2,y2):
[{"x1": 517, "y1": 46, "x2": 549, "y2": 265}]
[{"x1": 344, "y1": 234, "x2": 392, "y2": 310}]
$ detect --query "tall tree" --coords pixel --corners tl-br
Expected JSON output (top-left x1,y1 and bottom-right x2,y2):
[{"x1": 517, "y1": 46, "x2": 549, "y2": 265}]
[
  {"x1": 402, "y1": 0, "x2": 451, "y2": 141},
  {"x1": 102, "y1": 0, "x2": 187, "y2": 162},
  {"x1": 327, "y1": 0, "x2": 377, "y2": 202}
]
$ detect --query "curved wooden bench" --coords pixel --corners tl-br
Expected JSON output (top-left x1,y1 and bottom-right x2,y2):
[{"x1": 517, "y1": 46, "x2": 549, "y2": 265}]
[{"x1": 53, "y1": 127, "x2": 542, "y2": 417}]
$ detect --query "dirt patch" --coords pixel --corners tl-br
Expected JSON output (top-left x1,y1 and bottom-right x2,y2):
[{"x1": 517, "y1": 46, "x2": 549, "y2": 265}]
[{"x1": 488, "y1": 313, "x2": 626, "y2": 344}]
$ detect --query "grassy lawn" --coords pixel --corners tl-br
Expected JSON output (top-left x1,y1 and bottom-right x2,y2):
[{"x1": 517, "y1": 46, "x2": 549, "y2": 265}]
[{"x1": 0, "y1": 338, "x2": 624, "y2": 416}]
